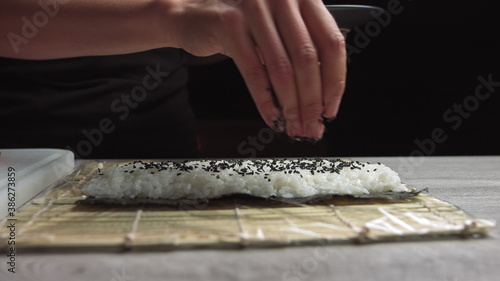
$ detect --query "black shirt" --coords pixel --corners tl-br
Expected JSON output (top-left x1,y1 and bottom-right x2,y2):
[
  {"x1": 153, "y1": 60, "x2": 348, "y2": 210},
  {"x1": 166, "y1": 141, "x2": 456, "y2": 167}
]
[{"x1": 0, "y1": 48, "x2": 198, "y2": 159}]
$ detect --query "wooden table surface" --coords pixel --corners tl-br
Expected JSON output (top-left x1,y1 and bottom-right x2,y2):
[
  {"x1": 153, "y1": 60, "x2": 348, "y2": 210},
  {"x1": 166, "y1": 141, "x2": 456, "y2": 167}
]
[{"x1": 1, "y1": 156, "x2": 499, "y2": 281}]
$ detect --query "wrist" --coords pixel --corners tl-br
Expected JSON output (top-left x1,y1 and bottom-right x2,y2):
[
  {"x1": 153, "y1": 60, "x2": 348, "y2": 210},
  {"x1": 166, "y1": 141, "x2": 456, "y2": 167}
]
[{"x1": 156, "y1": 0, "x2": 185, "y2": 49}]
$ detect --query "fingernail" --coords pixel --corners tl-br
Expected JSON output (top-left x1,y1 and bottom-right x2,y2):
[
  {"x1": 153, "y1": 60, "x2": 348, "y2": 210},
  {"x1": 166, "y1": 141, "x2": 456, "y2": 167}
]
[
  {"x1": 288, "y1": 136, "x2": 304, "y2": 143},
  {"x1": 288, "y1": 136, "x2": 321, "y2": 144},
  {"x1": 323, "y1": 116, "x2": 337, "y2": 123},
  {"x1": 305, "y1": 119, "x2": 324, "y2": 140},
  {"x1": 306, "y1": 138, "x2": 320, "y2": 145}
]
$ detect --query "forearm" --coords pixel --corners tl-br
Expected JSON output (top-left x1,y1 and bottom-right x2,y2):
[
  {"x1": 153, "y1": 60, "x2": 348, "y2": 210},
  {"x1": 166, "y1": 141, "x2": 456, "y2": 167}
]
[
  {"x1": 1, "y1": 0, "x2": 347, "y2": 141},
  {"x1": 0, "y1": 0, "x2": 178, "y2": 59}
]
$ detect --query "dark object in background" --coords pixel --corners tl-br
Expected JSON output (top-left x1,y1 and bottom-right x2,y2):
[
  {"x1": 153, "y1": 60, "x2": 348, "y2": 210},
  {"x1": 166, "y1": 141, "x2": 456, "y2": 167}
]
[{"x1": 188, "y1": 1, "x2": 500, "y2": 157}]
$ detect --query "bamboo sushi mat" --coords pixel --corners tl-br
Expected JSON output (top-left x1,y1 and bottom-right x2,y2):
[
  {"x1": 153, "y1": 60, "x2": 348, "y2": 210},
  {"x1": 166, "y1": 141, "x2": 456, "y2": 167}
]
[{"x1": 0, "y1": 161, "x2": 495, "y2": 252}]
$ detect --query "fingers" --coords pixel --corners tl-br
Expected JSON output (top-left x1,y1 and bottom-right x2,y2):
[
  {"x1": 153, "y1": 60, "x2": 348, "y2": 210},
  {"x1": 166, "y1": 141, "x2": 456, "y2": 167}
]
[
  {"x1": 217, "y1": 9, "x2": 282, "y2": 131},
  {"x1": 216, "y1": 0, "x2": 346, "y2": 140},
  {"x1": 245, "y1": 0, "x2": 323, "y2": 139},
  {"x1": 245, "y1": 0, "x2": 302, "y2": 137},
  {"x1": 273, "y1": 0, "x2": 324, "y2": 139},
  {"x1": 301, "y1": 0, "x2": 347, "y2": 119}
]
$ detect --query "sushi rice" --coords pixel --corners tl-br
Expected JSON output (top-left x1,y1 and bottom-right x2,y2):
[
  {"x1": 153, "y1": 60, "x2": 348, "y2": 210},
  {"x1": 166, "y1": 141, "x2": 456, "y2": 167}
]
[{"x1": 82, "y1": 158, "x2": 409, "y2": 200}]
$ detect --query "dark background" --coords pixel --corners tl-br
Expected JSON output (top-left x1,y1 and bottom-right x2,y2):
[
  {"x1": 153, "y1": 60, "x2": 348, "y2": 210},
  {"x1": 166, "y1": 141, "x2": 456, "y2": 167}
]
[{"x1": 187, "y1": 0, "x2": 500, "y2": 158}]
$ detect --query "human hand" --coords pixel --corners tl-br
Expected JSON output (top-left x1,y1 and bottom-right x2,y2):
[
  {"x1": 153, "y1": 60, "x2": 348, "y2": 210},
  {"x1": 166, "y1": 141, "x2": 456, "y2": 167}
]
[{"x1": 169, "y1": 0, "x2": 346, "y2": 141}]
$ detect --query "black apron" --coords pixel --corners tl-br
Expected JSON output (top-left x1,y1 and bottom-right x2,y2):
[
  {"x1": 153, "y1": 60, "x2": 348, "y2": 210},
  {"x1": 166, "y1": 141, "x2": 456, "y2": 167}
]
[{"x1": 0, "y1": 48, "x2": 198, "y2": 159}]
